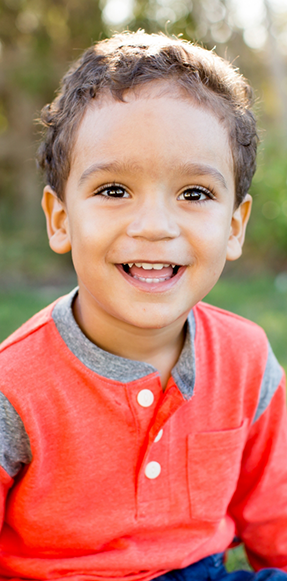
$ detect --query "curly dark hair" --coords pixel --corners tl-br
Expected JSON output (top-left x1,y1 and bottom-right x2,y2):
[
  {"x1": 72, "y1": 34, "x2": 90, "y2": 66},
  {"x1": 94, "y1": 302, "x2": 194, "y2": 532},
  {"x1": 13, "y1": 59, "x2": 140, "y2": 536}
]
[{"x1": 37, "y1": 30, "x2": 258, "y2": 206}]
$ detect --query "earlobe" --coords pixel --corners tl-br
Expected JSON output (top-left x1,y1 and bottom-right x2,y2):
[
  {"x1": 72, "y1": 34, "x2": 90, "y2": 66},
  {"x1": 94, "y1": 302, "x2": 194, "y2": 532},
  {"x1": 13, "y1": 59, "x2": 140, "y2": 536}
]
[
  {"x1": 41, "y1": 186, "x2": 71, "y2": 254},
  {"x1": 226, "y1": 194, "x2": 252, "y2": 262}
]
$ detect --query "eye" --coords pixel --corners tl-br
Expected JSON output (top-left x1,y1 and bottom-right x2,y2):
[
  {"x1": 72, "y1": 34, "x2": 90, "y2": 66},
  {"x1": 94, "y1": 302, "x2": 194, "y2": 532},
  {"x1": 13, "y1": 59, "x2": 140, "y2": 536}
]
[
  {"x1": 177, "y1": 186, "x2": 214, "y2": 202},
  {"x1": 94, "y1": 184, "x2": 130, "y2": 198}
]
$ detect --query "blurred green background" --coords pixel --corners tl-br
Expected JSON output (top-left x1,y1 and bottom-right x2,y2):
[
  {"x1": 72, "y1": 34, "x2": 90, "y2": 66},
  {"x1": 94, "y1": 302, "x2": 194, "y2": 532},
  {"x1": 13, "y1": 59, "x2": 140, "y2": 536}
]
[{"x1": 0, "y1": 0, "x2": 287, "y2": 569}]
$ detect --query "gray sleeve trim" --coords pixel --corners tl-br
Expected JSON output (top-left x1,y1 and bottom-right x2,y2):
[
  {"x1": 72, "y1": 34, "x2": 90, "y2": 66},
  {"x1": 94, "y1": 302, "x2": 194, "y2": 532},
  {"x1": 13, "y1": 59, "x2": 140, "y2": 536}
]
[
  {"x1": 0, "y1": 392, "x2": 32, "y2": 478},
  {"x1": 253, "y1": 342, "x2": 283, "y2": 423}
]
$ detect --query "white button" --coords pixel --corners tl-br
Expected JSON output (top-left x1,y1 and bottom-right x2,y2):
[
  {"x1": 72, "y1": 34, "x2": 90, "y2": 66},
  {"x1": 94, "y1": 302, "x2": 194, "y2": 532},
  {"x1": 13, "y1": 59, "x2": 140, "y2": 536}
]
[
  {"x1": 137, "y1": 389, "x2": 154, "y2": 407},
  {"x1": 145, "y1": 461, "x2": 161, "y2": 479},
  {"x1": 154, "y1": 429, "x2": 163, "y2": 442}
]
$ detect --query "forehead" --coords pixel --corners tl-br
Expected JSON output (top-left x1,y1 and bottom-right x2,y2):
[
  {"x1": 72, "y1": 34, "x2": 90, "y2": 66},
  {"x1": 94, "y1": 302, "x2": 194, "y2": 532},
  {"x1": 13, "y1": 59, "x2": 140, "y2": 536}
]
[{"x1": 69, "y1": 81, "x2": 234, "y2": 190}]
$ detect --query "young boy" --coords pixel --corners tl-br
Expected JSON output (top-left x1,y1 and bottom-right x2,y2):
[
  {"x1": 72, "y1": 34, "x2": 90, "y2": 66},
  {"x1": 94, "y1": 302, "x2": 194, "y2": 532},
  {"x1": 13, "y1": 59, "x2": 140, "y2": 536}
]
[{"x1": 0, "y1": 30, "x2": 286, "y2": 581}]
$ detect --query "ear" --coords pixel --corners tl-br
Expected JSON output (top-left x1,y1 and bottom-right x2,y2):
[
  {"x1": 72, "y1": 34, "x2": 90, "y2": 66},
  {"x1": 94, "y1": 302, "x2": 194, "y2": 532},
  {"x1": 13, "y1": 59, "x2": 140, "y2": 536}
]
[
  {"x1": 226, "y1": 194, "x2": 252, "y2": 261},
  {"x1": 41, "y1": 186, "x2": 71, "y2": 254}
]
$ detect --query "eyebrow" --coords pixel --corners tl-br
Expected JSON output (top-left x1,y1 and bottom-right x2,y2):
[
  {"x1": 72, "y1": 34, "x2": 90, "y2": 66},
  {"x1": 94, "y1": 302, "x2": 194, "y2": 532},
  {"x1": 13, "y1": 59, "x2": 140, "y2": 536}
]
[
  {"x1": 78, "y1": 161, "x2": 141, "y2": 187},
  {"x1": 177, "y1": 162, "x2": 228, "y2": 190},
  {"x1": 78, "y1": 160, "x2": 228, "y2": 190}
]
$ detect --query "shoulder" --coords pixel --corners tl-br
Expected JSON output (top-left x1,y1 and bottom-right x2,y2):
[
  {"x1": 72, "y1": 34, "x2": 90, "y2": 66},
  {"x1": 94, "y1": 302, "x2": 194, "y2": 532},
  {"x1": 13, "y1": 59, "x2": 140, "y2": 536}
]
[
  {"x1": 193, "y1": 300, "x2": 267, "y2": 347},
  {"x1": 192, "y1": 302, "x2": 283, "y2": 421},
  {"x1": 0, "y1": 301, "x2": 56, "y2": 353},
  {"x1": 192, "y1": 301, "x2": 271, "y2": 384},
  {"x1": 0, "y1": 303, "x2": 62, "y2": 478},
  {"x1": 0, "y1": 295, "x2": 68, "y2": 422},
  {"x1": 0, "y1": 298, "x2": 64, "y2": 377}
]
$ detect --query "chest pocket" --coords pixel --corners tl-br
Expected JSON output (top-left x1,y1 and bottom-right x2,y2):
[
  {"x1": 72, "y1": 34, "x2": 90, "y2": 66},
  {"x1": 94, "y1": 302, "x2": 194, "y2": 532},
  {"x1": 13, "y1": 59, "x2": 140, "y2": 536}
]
[{"x1": 187, "y1": 420, "x2": 248, "y2": 522}]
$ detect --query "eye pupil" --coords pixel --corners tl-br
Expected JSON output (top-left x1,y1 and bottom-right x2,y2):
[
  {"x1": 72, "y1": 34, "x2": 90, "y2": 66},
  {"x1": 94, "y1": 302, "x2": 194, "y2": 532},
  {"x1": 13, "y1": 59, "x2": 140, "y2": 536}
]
[
  {"x1": 107, "y1": 187, "x2": 125, "y2": 197},
  {"x1": 184, "y1": 189, "x2": 203, "y2": 200}
]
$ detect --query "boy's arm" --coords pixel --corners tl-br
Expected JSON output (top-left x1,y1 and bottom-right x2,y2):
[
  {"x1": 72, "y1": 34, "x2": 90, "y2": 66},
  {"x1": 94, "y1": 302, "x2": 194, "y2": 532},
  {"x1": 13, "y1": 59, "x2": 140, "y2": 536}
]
[
  {"x1": 0, "y1": 393, "x2": 32, "y2": 525},
  {"x1": 229, "y1": 370, "x2": 287, "y2": 571}
]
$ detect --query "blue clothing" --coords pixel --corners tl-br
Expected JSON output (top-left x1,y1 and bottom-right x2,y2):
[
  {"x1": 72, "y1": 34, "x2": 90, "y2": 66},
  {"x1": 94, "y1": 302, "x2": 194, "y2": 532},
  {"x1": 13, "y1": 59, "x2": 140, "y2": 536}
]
[{"x1": 154, "y1": 554, "x2": 287, "y2": 581}]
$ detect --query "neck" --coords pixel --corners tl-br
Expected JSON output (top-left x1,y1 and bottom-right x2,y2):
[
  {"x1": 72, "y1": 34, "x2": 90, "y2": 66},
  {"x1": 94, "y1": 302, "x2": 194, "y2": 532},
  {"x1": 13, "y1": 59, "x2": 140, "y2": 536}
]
[{"x1": 73, "y1": 288, "x2": 186, "y2": 389}]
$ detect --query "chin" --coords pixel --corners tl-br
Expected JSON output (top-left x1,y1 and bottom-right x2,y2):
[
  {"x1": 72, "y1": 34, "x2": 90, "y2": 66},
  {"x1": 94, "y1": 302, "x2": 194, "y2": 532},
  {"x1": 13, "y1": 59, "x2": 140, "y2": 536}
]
[{"x1": 120, "y1": 310, "x2": 184, "y2": 330}]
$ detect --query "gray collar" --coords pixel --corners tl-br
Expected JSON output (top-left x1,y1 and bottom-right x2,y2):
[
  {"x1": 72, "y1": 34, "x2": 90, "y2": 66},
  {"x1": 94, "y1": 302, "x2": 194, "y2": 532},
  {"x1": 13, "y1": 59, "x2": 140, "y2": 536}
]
[{"x1": 52, "y1": 288, "x2": 196, "y2": 399}]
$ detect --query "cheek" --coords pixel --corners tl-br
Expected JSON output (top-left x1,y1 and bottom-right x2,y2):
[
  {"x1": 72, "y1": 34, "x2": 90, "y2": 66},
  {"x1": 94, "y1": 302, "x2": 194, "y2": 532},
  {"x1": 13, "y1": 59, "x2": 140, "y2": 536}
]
[
  {"x1": 68, "y1": 210, "x2": 106, "y2": 247},
  {"x1": 188, "y1": 217, "x2": 230, "y2": 255},
  {"x1": 68, "y1": 215, "x2": 125, "y2": 275}
]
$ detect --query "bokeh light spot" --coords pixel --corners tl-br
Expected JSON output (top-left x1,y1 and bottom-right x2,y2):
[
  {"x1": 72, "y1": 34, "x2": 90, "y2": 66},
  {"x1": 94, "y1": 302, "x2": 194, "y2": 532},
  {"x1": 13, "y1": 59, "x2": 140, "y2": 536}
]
[{"x1": 102, "y1": 0, "x2": 133, "y2": 25}]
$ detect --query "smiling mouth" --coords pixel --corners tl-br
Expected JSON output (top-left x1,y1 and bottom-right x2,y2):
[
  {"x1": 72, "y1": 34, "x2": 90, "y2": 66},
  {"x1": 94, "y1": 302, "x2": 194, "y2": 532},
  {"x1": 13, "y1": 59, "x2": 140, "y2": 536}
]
[{"x1": 121, "y1": 262, "x2": 181, "y2": 283}]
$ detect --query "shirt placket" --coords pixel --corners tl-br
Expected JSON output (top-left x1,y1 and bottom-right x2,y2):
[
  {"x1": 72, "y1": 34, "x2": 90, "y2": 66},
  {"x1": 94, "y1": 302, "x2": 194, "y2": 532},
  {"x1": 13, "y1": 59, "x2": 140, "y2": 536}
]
[{"x1": 127, "y1": 378, "x2": 185, "y2": 521}]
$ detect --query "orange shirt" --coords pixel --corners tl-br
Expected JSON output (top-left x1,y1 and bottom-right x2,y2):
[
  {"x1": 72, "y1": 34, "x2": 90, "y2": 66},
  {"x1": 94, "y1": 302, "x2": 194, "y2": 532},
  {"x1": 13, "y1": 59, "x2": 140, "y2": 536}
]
[{"x1": 0, "y1": 290, "x2": 286, "y2": 580}]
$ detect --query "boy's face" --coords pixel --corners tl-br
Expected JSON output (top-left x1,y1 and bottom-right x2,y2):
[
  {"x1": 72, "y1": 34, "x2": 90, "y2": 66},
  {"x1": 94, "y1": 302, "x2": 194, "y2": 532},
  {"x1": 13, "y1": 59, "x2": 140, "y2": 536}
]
[{"x1": 43, "y1": 82, "x2": 251, "y2": 332}]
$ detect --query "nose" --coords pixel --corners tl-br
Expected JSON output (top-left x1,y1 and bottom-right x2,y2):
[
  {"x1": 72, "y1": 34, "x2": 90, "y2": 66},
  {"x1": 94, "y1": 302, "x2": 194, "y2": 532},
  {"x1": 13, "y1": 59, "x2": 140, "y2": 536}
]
[{"x1": 126, "y1": 199, "x2": 181, "y2": 241}]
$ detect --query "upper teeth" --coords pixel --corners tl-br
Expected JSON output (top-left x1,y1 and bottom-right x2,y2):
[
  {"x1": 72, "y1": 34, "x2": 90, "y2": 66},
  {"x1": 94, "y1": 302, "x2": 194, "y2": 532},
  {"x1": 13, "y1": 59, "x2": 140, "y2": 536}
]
[{"x1": 127, "y1": 263, "x2": 175, "y2": 270}]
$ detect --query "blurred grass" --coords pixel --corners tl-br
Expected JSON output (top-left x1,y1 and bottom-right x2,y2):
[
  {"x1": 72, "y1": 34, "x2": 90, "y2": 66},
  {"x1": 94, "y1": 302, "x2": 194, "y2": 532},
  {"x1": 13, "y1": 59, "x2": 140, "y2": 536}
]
[
  {"x1": 225, "y1": 545, "x2": 252, "y2": 572},
  {"x1": 0, "y1": 286, "x2": 72, "y2": 341},
  {"x1": 0, "y1": 273, "x2": 286, "y2": 570}
]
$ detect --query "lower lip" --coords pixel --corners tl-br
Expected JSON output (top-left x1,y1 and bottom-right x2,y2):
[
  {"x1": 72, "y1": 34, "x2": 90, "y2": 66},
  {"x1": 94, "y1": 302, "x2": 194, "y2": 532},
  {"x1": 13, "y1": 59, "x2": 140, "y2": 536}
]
[{"x1": 116, "y1": 265, "x2": 186, "y2": 293}]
